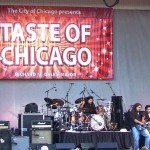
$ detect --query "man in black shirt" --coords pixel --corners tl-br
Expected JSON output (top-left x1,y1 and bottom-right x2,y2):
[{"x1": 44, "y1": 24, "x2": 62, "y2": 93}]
[
  {"x1": 144, "y1": 105, "x2": 150, "y2": 133},
  {"x1": 130, "y1": 103, "x2": 150, "y2": 150},
  {"x1": 79, "y1": 96, "x2": 96, "y2": 115}
]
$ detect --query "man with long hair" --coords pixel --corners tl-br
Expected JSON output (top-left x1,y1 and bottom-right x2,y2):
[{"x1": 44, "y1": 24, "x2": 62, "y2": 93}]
[
  {"x1": 144, "y1": 105, "x2": 150, "y2": 133},
  {"x1": 130, "y1": 103, "x2": 150, "y2": 150},
  {"x1": 79, "y1": 96, "x2": 96, "y2": 115}
]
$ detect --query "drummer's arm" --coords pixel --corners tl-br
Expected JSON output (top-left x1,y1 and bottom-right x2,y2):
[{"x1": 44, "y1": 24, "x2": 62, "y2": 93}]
[{"x1": 80, "y1": 101, "x2": 85, "y2": 109}]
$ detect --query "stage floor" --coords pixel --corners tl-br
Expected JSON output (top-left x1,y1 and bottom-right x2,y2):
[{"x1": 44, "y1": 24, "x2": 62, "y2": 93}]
[{"x1": 54, "y1": 130, "x2": 134, "y2": 149}]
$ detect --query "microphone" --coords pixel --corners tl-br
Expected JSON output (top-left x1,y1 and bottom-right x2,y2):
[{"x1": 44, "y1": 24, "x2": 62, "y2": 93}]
[
  {"x1": 106, "y1": 82, "x2": 110, "y2": 84},
  {"x1": 90, "y1": 89, "x2": 94, "y2": 93},
  {"x1": 70, "y1": 83, "x2": 74, "y2": 85},
  {"x1": 53, "y1": 83, "x2": 57, "y2": 91},
  {"x1": 80, "y1": 90, "x2": 83, "y2": 94},
  {"x1": 84, "y1": 83, "x2": 87, "y2": 89},
  {"x1": 97, "y1": 101, "x2": 100, "y2": 106},
  {"x1": 53, "y1": 83, "x2": 56, "y2": 88}
]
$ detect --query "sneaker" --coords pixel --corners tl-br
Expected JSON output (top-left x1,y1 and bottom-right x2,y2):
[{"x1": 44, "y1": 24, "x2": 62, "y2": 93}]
[{"x1": 141, "y1": 146, "x2": 148, "y2": 150}]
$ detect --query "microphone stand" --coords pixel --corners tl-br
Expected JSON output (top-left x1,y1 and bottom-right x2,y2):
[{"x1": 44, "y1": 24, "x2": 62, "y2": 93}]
[
  {"x1": 106, "y1": 83, "x2": 116, "y2": 96},
  {"x1": 64, "y1": 83, "x2": 73, "y2": 109},
  {"x1": 63, "y1": 83, "x2": 74, "y2": 131},
  {"x1": 44, "y1": 86, "x2": 56, "y2": 116},
  {"x1": 45, "y1": 87, "x2": 56, "y2": 97},
  {"x1": 80, "y1": 87, "x2": 86, "y2": 101},
  {"x1": 90, "y1": 89, "x2": 101, "y2": 99},
  {"x1": 61, "y1": 98, "x2": 73, "y2": 106},
  {"x1": 106, "y1": 83, "x2": 124, "y2": 130},
  {"x1": 84, "y1": 84, "x2": 90, "y2": 96}
]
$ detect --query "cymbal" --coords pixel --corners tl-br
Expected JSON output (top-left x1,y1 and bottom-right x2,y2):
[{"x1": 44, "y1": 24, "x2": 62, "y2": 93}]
[
  {"x1": 51, "y1": 98, "x2": 64, "y2": 106},
  {"x1": 75, "y1": 98, "x2": 84, "y2": 104},
  {"x1": 44, "y1": 97, "x2": 52, "y2": 103},
  {"x1": 97, "y1": 98, "x2": 106, "y2": 101}
]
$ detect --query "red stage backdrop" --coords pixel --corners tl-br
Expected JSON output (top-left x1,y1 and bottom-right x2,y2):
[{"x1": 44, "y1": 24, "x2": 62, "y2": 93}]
[{"x1": 0, "y1": 6, "x2": 113, "y2": 79}]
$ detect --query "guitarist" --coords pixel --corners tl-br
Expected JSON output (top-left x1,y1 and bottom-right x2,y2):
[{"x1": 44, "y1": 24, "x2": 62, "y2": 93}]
[
  {"x1": 130, "y1": 103, "x2": 150, "y2": 150},
  {"x1": 144, "y1": 105, "x2": 150, "y2": 133}
]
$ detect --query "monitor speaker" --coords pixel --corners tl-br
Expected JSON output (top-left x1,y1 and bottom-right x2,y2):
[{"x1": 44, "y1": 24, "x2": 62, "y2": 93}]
[
  {"x1": 31, "y1": 129, "x2": 53, "y2": 144},
  {"x1": 55, "y1": 143, "x2": 76, "y2": 150},
  {"x1": 30, "y1": 144, "x2": 55, "y2": 150},
  {"x1": 97, "y1": 142, "x2": 118, "y2": 150},
  {"x1": 12, "y1": 136, "x2": 29, "y2": 150}
]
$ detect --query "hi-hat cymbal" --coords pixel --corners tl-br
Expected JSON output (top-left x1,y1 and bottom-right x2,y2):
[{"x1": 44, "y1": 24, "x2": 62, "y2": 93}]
[
  {"x1": 75, "y1": 98, "x2": 84, "y2": 104},
  {"x1": 44, "y1": 97, "x2": 52, "y2": 103}
]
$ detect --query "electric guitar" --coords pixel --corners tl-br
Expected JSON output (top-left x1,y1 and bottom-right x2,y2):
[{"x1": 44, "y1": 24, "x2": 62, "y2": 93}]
[{"x1": 135, "y1": 121, "x2": 150, "y2": 131}]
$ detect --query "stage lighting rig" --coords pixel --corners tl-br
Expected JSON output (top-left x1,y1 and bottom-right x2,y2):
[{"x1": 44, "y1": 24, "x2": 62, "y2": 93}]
[{"x1": 103, "y1": 0, "x2": 120, "y2": 8}]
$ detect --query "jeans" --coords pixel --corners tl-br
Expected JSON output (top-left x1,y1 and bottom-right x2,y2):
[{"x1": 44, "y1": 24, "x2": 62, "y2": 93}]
[{"x1": 132, "y1": 126, "x2": 150, "y2": 150}]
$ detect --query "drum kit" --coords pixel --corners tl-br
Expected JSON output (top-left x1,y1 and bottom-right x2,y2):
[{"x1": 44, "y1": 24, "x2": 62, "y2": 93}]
[{"x1": 44, "y1": 97, "x2": 113, "y2": 131}]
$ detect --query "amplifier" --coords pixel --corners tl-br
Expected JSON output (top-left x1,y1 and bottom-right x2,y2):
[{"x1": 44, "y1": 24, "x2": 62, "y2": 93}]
[
  {"x1": 18, "y1": 113, "x2": 44, "y2": 136},
  {"x1": 0, "y1": 121, "x2": 10, "y2": 130},
  {"x1": 31, "y1": 120, "x2": 52, "y2": 129},
  {"x1": 31, "y1": 130, "x2": 53, "y2": 144},
  {"x1": 0, "y1": 130, "x2": 11, "y2": 150}
]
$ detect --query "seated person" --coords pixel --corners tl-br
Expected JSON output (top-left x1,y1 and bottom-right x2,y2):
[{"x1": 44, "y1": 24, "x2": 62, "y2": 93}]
[{"x1": 79, "y1": 96, "x2": 96, "y2": 115}]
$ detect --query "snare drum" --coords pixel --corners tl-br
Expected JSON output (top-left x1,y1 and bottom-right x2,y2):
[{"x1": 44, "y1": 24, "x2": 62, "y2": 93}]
[{"x1": 90, "y1": 114, "x2": 105, "y2": 131}]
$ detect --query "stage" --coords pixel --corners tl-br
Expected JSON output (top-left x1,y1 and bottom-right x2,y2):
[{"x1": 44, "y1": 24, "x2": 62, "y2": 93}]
[
  {"x1": 54, "y1": 130, "x2": 134, "y2": 149},
  {"x1": 0, "y1": 129, "x2": 135, "y2": 149}
]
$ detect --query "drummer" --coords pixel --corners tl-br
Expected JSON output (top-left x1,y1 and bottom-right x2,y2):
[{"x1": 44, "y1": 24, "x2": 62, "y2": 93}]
[{"x1": 79, "y1": 96, "x2": 96, "y2": 115}]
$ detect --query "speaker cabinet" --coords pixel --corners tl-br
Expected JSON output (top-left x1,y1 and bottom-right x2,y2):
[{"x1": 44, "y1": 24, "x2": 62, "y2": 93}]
[
  {"x1": 0, "y1": 121, "x2": 10, "y2": 130},
  {"x1": 111, "y1": 96, "x2": 123, "y2": 130},
  {"x1": 31, "y1": 129, "x2": 53, "y2": 144},
  {"x1": 97, "y1": 142, "x2": 118, "y2": 150},
  {"x1": 81, "y1": 143, "x2": 96, "y2": 149},
  {"x1": 0, "y1": 130, "x2": 11, "y2": 150},
  {"x1": 18, "y1": 113, "x2": 44, "y2": 136}
]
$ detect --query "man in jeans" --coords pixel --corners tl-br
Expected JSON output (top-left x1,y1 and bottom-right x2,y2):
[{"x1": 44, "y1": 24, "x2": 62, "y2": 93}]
[{"x1": 130, "y1": 103, "x2": 150, "y2": 150}]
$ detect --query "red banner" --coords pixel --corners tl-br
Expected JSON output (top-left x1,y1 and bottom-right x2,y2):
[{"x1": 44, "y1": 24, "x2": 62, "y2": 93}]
[{"x1": 0, "y1": 6, "x2": 113, "y2": 79}]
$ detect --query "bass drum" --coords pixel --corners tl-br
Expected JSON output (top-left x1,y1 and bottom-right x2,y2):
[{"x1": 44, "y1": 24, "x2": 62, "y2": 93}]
[{"x1": 90, "y1": 114, "x2": 105, "y2": 131}]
